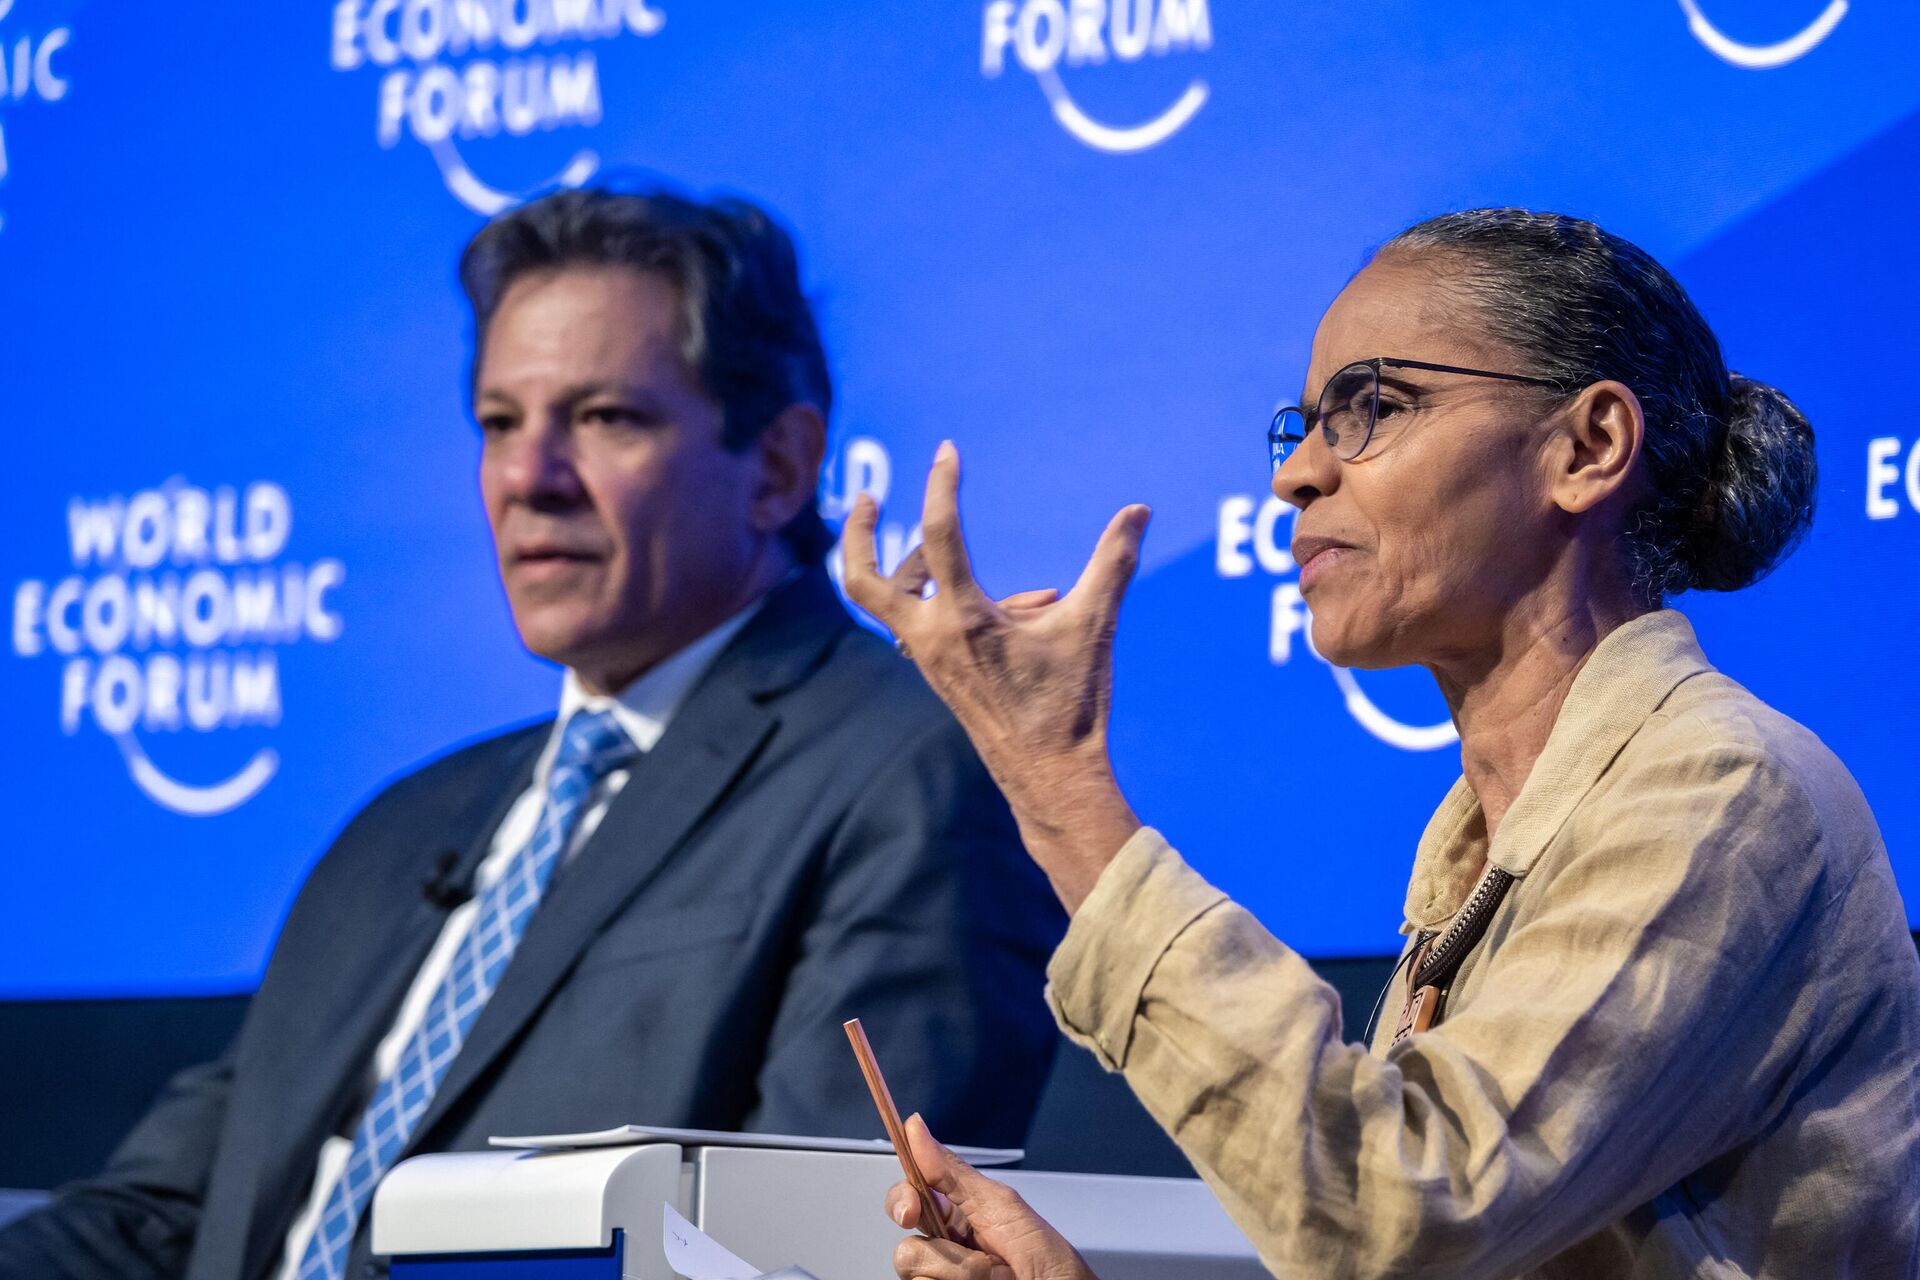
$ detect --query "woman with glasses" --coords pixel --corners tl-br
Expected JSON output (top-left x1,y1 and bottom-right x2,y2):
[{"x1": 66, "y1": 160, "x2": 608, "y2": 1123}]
[{"x1": 842, "y1": 208, "x2": 1920, "y2": 1279}]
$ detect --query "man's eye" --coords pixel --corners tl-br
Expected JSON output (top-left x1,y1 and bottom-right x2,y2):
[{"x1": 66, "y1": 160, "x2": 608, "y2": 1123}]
[
  {"x1": 1375, "y1": 398, "x2": 1412, "y2": 421},
  {"x1": 581, "y1": 405, "x2": 644, "y2": 428},
  {"x1": 477, "y1": 414, "x2": 516, "y2": 435}
]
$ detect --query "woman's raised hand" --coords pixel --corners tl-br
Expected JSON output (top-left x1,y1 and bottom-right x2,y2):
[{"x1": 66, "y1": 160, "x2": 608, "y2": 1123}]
[
  {"x1": 841, "y1": 442, "x2": 1150, "y2": 911},
  {"x1": 885, "y1": 1115, "x2": 1097, "y2": 1280}
]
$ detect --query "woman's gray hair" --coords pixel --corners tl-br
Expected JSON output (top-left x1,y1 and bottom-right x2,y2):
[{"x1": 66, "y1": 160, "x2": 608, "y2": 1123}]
[{"x1": 1382, "y1": 209, "x2": 1815, "y2": 604}]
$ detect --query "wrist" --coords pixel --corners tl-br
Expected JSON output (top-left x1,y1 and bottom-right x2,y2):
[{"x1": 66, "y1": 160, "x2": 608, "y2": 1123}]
[{"x1": 1005, "y1": 762, "x2": 1140, "y2": 914}]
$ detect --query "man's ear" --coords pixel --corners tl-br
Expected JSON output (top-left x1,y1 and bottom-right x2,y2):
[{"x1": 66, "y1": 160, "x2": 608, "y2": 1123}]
[
  {"x1": 1549, "y1": 379, "x2": 1644, "y2": 516},
  {"x1": 750, "y1": 402, "x2": 828, "y2": 535}
]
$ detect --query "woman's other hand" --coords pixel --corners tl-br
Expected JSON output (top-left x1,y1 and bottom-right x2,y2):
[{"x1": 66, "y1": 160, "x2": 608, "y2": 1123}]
[
  {"x1": 885, "y1": 1115, "x2": 1097, "y2": 1280},
  {"x1": 841, "y1": 441, "x2": 1150, "y2": 911}
]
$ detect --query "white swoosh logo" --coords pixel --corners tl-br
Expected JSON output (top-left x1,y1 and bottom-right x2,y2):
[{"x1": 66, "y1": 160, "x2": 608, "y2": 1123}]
[
  {"x1": 114, "y1": 733, "x2": 280, "y2": 816},
  {"x1": 427, "y1": 138, "x2": 600, "y2": 215},
  {"x1": 1329, "y1": 666, "x2": 1457, "y2": 752},
  {"x1": 1036, "y1": 68, "x2": 1208, "y2": 154},
  {"x1": 1679, "y1": 0, "x2": 1848, "y2": 68}
]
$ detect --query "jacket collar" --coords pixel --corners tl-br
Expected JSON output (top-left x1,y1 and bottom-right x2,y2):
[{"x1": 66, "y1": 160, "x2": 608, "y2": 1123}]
[
  {"x1": 555, "y1": 600, "x2": 761, "y2": 755},
  {"x1": 1401, "y1": 609, "x2": 1715, "y2": 931},
  {"x1": 711, "y1": 564, "x2": 855, "y2": 700}
]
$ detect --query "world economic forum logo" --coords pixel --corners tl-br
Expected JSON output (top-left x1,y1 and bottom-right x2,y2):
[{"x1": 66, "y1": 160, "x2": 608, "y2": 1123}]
[
  {"x1": 1679, "y1": 0, "x2": 1847, "y2": 68},
  {"x1": 980, "y1": 0, "x2": 1213, "y2": 154},
  {"x1": 1216, "y1": 492, "x2": 1457, "y2": 752},
  {"x1": 0, "y1": 0, "x2": 75, "y2": 234},
  {"x1": 328, "y1": 0, "x2": 667, "y2": 214},
  {"x1": 9, "y1": 480, "x2": 346, "y2": 816}
]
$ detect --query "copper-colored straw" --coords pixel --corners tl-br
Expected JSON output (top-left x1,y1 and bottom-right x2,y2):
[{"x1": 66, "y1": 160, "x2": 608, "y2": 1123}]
[{"x1": 844, "y1": 1017, "x2": 950, "y2": 1241}]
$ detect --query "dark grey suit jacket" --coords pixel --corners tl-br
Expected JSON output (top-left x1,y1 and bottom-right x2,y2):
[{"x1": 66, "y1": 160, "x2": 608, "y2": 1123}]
[{"x1": 0, "y1": 569, "x2": 1064, "y2": 1280}]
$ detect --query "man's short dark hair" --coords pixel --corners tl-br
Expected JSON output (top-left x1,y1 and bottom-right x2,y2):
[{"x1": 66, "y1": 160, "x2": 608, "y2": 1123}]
[{"x1": 460, "y1": 183, "x2": 836, "y2": 564}]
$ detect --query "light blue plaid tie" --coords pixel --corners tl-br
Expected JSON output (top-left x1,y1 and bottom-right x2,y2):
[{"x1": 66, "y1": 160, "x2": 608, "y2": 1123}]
[{"x1": 295, "y1": 708, "x2": 637, "y2": 1280}]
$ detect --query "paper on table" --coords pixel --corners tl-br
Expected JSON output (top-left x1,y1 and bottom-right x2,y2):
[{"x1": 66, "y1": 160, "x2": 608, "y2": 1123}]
[
  {"x1": 662, "y1": 1203, "x2": 756, "y2": 1279},
  {"x1": 490, "y1": 1123, "x2": 1022, "y2": 1166},
  {"x1": 660, "y1": 1204, "x2": 820, "y2": 1280}
]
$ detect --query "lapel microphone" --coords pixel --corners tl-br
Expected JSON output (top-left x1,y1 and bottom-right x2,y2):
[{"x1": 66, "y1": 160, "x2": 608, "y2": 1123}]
[{"x1": 420, "y1": 849, "x2": 475, "y2": 910}]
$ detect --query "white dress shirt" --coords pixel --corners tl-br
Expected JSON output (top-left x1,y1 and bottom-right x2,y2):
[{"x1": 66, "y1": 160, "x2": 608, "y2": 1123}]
[{"x1": 274, "y1": 602, "x2": 762, "y2": 1279}]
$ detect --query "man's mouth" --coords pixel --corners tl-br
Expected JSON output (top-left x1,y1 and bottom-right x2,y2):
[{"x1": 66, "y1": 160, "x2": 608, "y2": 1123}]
[{"x1": 510, "y1": 546, "x2": 603, "y2": 577}]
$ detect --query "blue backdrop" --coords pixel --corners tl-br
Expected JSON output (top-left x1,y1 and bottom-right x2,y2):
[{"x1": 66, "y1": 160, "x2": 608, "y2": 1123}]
[{"x1": 4, "y1": 0, "x2": 1917, "y2": 996}]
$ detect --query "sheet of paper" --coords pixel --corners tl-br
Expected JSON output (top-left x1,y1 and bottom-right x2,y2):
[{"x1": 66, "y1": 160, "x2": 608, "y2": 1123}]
[
  {"x1": 488, "y1": 1122, "x2": 1021, "y2": 1166},
  {"x1": 661, "y1": 1203, "x2": 760, "y2": 1280}
]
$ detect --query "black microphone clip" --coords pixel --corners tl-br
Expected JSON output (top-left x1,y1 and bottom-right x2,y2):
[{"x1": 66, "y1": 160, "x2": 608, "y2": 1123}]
[{"x1": 421, "y1": 850, "x2": 474, "y2": 910}]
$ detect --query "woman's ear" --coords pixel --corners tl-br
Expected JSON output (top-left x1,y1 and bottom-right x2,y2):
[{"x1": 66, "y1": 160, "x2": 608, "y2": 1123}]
[
  {"x1": 750, "y1": 401, "x2": 827, "y2": 536},
  {"x1": 1549, "y1": 379, "x2": 1644, "y2": 516}
]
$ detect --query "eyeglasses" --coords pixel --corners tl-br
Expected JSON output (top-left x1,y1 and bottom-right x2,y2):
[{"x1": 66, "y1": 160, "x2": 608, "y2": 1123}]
[{"x1": 1268, "y1": 357, "x2": 1574, "y2": 474}]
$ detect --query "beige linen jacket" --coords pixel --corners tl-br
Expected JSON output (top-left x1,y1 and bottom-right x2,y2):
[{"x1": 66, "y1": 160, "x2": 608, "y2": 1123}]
[{"x1": 1047, "y1": 611, "x2": 1920, "y2": 1278}]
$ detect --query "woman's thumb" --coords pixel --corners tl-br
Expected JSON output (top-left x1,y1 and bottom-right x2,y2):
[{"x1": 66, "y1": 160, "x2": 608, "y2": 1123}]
[{"x1": 906, "y1": 1113, "x2": 977, "y2": 1202}]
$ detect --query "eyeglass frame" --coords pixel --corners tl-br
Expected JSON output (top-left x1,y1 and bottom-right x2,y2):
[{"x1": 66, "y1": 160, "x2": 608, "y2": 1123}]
[{"x1": 1268, "y1": 357, "x2": 1578, "y2": 473}]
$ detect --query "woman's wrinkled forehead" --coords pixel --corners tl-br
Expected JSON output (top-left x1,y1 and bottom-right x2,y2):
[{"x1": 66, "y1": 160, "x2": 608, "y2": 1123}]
[{"x1": 1306, "y1": 251, "x2": 1509, "y2": 389}]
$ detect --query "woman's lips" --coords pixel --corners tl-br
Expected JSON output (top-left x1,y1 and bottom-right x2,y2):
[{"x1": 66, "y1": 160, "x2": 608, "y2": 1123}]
[{"x1": 1297, "y1": 544, "x2": 1353, "y2": 592}]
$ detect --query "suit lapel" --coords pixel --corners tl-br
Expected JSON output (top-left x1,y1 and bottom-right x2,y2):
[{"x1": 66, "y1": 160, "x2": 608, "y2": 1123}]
[
  {"x1": 306, "y1": 733, "x2": 543, "y2": 1110},
  {"x1": 405, "y1": 569, "x2": 852, "y2": 1149},
  {"x1": 238, "y1": 727, "x2": 547, "y2": 1279}
]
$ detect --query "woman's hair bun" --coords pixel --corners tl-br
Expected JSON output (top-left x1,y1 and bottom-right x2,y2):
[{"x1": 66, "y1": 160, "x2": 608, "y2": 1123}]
[{"x1": 1682, "y1": 374, "x2": 1817, "y2": 593}]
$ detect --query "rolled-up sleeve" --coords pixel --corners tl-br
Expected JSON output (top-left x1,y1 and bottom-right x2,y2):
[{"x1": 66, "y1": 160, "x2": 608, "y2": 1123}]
[{"x1": 1045, "y1": 826, "x2": 1230, "y2": 1070}]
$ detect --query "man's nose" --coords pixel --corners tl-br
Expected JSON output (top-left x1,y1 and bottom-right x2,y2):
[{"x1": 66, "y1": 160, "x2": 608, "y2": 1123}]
[{"x1": 497, "y1": 420, "x2": 587, "y2": 508}]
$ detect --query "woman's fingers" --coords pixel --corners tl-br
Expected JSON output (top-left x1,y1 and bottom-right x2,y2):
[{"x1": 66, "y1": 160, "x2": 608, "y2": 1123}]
[
  {"x1": 998, "y1": 588, "x2": 1059, "y2": 612},
  {"x1": 1067, "y1": 504, "x2": 1151, "y2": 624},
  {"x1": 917, "y1": 442, "x2": 988, "y2": 606},
  {"x1": 892, "y1": 544, "x2": 934, "y2": 599},
  {"x1": 893, "y1": 1236, "x2": 1012, "y2": 1280},
  {"x1": 842, "y1": 493, "x2": 903, "y2": 626},
  {"x1": 905, "y1": 1112, "x2": 965, "y2": 1195},
  {"x1": 902, "y1": 1115, "x2": 1096, "y2": 1278},
  {"x1": 903, "y1": 1116, "x2": 991, "y2": 1240},
  {"x1": 888, "y1": 1179, "x2": 970, "y2": 1245},
  {"x1": 887, "y1": 1182, "x2": 921, "y2": 1231},
  {"x1": 906, "y1": 1114, "x2": 1013, "y2": 1222}
]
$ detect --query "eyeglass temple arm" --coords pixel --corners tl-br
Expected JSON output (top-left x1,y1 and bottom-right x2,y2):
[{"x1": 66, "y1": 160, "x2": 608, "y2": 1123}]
[{"x1": 1377, "y1": 357, "x2": 1569, "y2": 389}]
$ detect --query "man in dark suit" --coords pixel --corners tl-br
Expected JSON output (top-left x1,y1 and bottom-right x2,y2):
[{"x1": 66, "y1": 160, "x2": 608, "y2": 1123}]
[{"x1": 0, "y1": 187, "x2": 1063, "y2": 1280}]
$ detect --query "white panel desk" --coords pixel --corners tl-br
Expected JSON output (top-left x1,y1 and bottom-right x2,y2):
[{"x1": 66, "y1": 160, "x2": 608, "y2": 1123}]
[{"x1": 374, "y1": 1144, "x2": 1267, "y2": 1279}]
